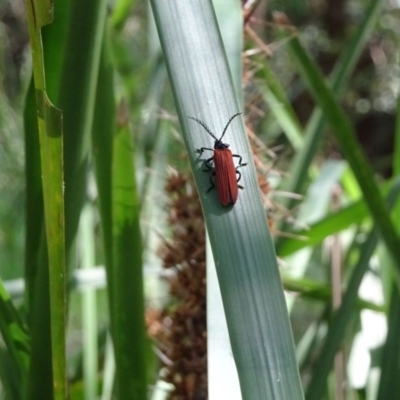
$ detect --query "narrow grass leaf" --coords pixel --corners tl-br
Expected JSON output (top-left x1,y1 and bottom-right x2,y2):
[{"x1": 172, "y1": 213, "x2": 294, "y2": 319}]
[
  {"x1": 257, "y1": 65, "x2": 304, "y2": 149},
  {"x1": 277, "y1": 200, "x2": 368, "y2": 257},
  {"x1": 112, "y1": 103, "x2": 147, "y2": 399},
  {"x1": 288, "y1": 36, "x2": 400, "y2": 281},
  {"x1": 0, "y1": 279, "x2": 30, "y2": 398},
  {"x1": 25, "y1": 2, "x2": 66, "y2": 400},
  {"x1": 393, "y1": 95, "x2": 400, "y2": 231},
  {"x1": 280, "y1": 0, "x2": 382, "y2": 209},
  {"x1": 377, "y1": 94, "x2": 400, "y2": 400},
  {"x1": 282, "y1": 275, "x2": 383, "y2": 312},
  {"x1": 92, "y1": 37, "x2": 115, "y2": 306},
  {"x1": 58, "y1": 0, "x2": 108, "y2": 267},
  {"x1": 79, "y1": 205, "x2": 98, "y2": 400},
  {"x1": 213, "y1": 0, "x2": 243, "y2": 97},
  {"x1": 305, "y1": 177, "x2": 400, "y2": 400},
  {"x1": 376, "y1": 285, "x2": 400, "y2": 400}
]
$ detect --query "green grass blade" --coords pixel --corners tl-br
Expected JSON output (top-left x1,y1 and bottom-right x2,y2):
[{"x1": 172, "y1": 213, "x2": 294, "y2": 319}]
[
  {"x1": 25, "y1": 1, "x2": 66, "y2": 399},
  {"x1": 305, "y1": 177, "x2": 400, "y2": 400},
  {"x1": 58, "y1": 0, "x2": 108, "y2": 267},
  {"x1": 280, "y1": 0, "x2": 382, "y2": 207},
  {"x1": 23, "y1": 0, "x2": 71, "y2": 393},
  {"x1": 288, "y1": 37, "x2": 400, "y2": 281},
  {"x1": 79, "y1": 205, "x2": 98, "y2": 400},
  {"x1": 396, "y1": 97, "x2": 400, "y2": 177},
  {"x1": 24, "y1": 59, "x2": 60, "y2": 400},
  {"x1": 393, "y1": 91, "x2": 400, "y2": 235},
  {"x1": 93, "y1": 27, "x2": 148, "y2": 398},
  {"x1": 281, "y1": 275, "x2": 383, "y2": 312},
  {"x1": 150, "y1": 1, "x2": 303, "y2": 398},
  {"x1": 92, "y1": 37, "x2": 115, "y2": 305},
  {"x1": 213, "y1": 0, "x2": 243, "y2": 97},
  {"x1": 112, "y1": 106, "x2": 147, "y2": 399},
  {"x1": 277, "y1": 200, "x2": 368, "y2": 257},
  {"x1": 393, "y1": 97, "x2": 400, "y2": 175},
  {"x1": 0, "y1": 279, "x2": 30, "y2": 398},
  {"x1": 24, "y1": 80, "x2": 45, "y2": 307},
  {"x1": 25, "y1": 0, "x2": 109, "y2": 398},
  {"x1": 278, "y1": 178, "x2": 396, "y2": 256},
  {"x1": 377, "y1": 94, "x2": 400, "y2": 400},
  {"x1": 23, "y1": 82, "x2": 53, "y2": 400},
  {"x1": 257, "y1": 65, "x2": 304, "y2": 149},
  {"x1": 376, "y1": 284, "x2": 400, "y2": 400}
]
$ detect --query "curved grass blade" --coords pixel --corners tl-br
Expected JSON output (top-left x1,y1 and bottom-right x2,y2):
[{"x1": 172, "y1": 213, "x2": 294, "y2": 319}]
[
  {"x1": 288, "y1": 36, "x2": 400, "y2": 283},
  {"x1": 279, "y1": 0, "x2": 382, "y2": 211},
  {"x1": 277, "y1": 200, "x2": 368, "y2": 257}
]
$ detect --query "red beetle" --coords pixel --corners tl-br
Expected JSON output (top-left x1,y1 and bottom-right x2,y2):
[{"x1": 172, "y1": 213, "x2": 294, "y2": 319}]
[{"x1": 189, "y1": 113, "x2": 247, "y2": 206}]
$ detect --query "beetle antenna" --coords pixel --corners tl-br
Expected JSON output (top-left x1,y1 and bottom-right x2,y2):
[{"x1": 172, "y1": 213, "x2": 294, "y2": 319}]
[
  {"x1": 188, "y1": 117, "x2": 219, "y2": 141},
  {"x1": 220, "y1": 112, "x2": 242, "y2": 141}
]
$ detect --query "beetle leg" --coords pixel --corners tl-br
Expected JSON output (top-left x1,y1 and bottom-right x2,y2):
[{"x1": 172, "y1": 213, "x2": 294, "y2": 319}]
[
  {"x1": 234, "y1": 155, "x2": 246, "y2": 190},
  {"x1": 203, "y1": 156, "x2": 214, "y2": 172},
  {"x1": 206, "y1": 172, "x2": 216, "y2": 193},
  {"x1": 236, "y1": 170, "x2": 244, "y2": 190},
  {"x1": 196, "y1": 147, "x2": 214, "y2": 155},
  {"x1": 196, "y1": 149, "x2": 214, "y2": 172},
  {"x1": 232, "y1": 154, "x2": 247, "y2": 167},
  {"x1": 236, "y1": 170, "x2": 243, "y2": 183}
]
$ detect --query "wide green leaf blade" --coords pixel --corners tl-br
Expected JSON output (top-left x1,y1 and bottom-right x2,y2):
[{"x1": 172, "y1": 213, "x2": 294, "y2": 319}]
[{"x1": 149, "y1": 1, "x2": 304, "y2": 399}]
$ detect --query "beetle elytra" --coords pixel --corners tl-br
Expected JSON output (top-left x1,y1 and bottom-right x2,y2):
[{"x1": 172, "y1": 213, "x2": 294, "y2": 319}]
[{"x1": 189, "y1": 113, "x2": 247, "y2": 206}]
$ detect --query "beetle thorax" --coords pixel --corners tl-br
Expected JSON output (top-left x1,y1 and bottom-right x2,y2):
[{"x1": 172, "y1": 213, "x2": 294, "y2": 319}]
[{"x1": 214, "y1": 140, "x2": 230, "y2": 150}]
